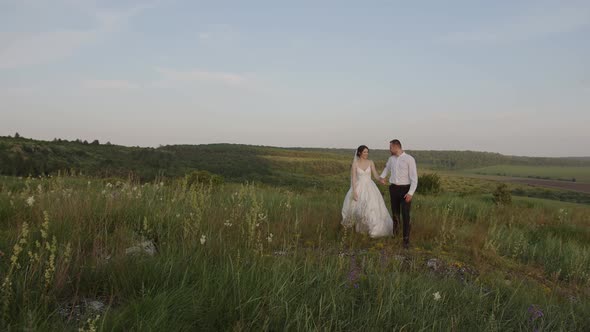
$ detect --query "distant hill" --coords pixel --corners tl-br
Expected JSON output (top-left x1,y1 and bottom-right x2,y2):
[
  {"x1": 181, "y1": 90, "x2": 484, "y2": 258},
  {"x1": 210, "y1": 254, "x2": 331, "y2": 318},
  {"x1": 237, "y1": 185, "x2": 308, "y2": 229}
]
[
  {"x1": 1, "y1": 136, "x2": 589, "y2": 189},
  {"x1": 287, "y1": 147, "x2": 590, "y2": 169},
  {"x1": 565, "y1": 157, "x2": 590, "y2": 162}
]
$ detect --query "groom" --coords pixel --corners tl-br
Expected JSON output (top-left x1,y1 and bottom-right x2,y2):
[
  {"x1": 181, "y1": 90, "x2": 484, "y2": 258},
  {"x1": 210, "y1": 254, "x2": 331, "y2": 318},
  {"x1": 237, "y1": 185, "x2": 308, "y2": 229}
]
[{"x1": 379, "y1": 139, "x2": 418, "y2": 249}]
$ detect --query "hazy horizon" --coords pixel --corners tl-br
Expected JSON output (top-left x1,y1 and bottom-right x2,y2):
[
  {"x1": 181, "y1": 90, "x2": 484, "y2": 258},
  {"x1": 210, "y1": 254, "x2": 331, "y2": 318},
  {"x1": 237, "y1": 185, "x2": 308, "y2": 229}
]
[{"x1": 2, "y1": 1, "x2": 589, "y2": 157}]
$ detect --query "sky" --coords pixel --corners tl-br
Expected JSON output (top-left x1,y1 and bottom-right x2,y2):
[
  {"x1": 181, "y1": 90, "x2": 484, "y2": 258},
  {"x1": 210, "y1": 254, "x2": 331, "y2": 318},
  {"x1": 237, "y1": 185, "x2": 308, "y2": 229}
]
[{"x1": 1, "y1": 0, "x2": 589, "y2": 157}]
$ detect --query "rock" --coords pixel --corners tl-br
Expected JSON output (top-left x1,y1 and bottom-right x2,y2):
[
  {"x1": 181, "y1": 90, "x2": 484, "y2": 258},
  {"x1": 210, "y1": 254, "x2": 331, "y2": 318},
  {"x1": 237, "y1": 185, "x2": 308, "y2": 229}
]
[
  {"x1": 57, "y1": 298, "x2": 108, "y2": 322},
  {"x1": 86, "y1": 300, "x2": 106, "y2": 312},
  {"x1": 125, "y1": 240, "x2": 157, "y2": 256},
  {"x1": 427, "y1": 258, "x2": 442, "y2": 271}
]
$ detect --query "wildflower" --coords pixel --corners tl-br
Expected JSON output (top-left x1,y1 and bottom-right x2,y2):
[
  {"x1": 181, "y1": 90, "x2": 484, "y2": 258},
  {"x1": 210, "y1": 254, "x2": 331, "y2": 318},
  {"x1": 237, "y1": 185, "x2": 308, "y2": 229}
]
[
  {"x1": 433, "y1": 291, "x2": 442, "y2": 301},
  {"x1": 200, "y1": 235, "x2": 206, "y2": 245},
  {"x1": 224, "y1": 220, "x2": 232, "y2": 227},
  {"x1": 528, "y1": 304, "x2": 544, "y2": 321},
  {"x1": 267, "y1": 233, "x2": 274, "y2": 243},
  {"x1": 26, "y1": 196, "x2": 35, "y2": 207}
]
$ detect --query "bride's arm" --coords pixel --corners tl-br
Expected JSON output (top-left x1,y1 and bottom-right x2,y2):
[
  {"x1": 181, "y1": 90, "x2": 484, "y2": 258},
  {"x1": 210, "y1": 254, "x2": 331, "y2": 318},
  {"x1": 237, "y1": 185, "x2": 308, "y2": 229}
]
[
  {"x1": 351, "y1": 161, "x2": 358, "y2": 200},
  {"x1": 370, "y1": 161, "x2": 381, "y2": 181}
]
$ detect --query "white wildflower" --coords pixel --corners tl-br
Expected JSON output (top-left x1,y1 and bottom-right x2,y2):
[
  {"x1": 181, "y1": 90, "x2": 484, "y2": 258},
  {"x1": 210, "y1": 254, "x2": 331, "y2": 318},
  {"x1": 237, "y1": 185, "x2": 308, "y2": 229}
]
[
  {"x1": 267, "y1": 233, "x2": 274, "y2": 243},
  {"x1": 433, "y1": 291, "x2": 441, "y2": 301},
  {"x1": 26, "y1": 196, "x2": 35, "y2": 207},
  {"x1": 200, "y1": 235, "x2": 206, "y2": 245}
]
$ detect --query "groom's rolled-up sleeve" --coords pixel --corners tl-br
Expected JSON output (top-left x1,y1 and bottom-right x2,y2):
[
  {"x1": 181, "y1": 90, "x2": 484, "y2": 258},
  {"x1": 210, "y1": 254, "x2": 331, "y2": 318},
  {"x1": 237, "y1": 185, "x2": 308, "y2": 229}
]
[
  {"x1": 408, "y1": 157, "x2": 418, "y2": 195},
  {"x1": 380, "y1": 158, "x2": 390, "y2": 179}
]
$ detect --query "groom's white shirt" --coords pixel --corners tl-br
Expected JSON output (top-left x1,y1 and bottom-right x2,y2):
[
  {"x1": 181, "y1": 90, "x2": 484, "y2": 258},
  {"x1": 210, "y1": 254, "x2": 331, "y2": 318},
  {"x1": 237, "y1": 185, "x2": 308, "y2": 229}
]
[{"x1": 380, "y1": 152, "x2": 418, "y2": 196}]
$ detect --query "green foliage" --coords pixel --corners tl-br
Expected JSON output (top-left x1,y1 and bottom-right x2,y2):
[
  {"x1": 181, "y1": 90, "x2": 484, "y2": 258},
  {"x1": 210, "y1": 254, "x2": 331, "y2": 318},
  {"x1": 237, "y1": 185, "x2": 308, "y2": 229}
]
[
  {"x1": 1, "y1": 176, "x2": 589, "y2": 330},
  {"x1": 417, "y1": 173, "x2": 442, "y2": 194},
  {"x1": 493, "y1": 183, "x2": 512, "y2": 206}
]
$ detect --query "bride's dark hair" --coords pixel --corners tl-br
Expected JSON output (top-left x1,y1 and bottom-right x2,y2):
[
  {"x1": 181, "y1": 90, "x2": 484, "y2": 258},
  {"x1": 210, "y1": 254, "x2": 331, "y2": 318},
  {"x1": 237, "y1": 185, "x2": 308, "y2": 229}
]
[{"x1": 356, "y1": 145, "x2": 369, "y2": 157}]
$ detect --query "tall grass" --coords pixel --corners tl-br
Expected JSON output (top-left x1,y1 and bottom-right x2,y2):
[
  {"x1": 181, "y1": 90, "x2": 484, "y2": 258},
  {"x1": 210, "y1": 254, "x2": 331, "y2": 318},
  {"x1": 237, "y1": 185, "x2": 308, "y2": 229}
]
[{"x1": 0, "y1": 175, "x2": 589, "y2": 330}]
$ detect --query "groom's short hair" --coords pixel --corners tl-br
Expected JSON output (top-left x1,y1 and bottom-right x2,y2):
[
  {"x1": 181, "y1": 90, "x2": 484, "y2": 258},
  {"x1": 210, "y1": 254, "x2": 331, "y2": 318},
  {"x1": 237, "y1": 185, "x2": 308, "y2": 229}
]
[{"x1": 390, "y1": 139, "x2": 402, "y2": 148}]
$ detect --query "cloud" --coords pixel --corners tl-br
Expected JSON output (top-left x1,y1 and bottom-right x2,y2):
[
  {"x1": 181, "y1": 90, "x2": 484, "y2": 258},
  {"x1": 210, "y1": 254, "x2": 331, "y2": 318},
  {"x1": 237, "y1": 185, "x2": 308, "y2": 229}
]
[
  {"x1": 155, "y1": 67, "x2": 247, "y2": 86},
  {"x1": 0, "y1": 2, "x2": 156, "y2": 69},
  {"x1": 0, "y1": 30, "x2": 97, "y2": 69},
  {"x1": 82, "y1": 79, "x2": 140, "y2": 90},
  {"x1": 439, "y1": 4, "x2": 590, "y2": 44}
]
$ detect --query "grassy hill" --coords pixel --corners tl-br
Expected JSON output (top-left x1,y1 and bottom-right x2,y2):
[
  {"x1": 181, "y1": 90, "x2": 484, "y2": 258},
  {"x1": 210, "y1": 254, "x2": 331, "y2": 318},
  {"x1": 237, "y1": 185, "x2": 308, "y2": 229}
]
[
  {"x1": 2, "y1": 136, "x2": 589, "y2": 182},
  {"x1": 465, "y1": 165, "x2": 590, "y2": 183},
  {"x1": 1, "y1": 174, "x2": 589, "y2": 330},
  {"x1": 1, "y1": 136, "x2": 590, "y2": 330}
]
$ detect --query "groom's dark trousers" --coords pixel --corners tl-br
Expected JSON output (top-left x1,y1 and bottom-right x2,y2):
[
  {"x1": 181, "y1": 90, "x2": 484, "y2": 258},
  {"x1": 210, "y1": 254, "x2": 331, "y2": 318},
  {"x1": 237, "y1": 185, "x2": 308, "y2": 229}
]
[{"x1": 389, "y1": 184, "x2": 412, "y2": 245}]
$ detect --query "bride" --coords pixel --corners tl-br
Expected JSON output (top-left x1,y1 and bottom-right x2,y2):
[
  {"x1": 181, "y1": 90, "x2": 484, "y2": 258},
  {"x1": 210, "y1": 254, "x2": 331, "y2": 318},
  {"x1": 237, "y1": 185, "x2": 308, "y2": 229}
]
[{"x1": 341, "y1": 145, "x2": 393, "y2": 238}]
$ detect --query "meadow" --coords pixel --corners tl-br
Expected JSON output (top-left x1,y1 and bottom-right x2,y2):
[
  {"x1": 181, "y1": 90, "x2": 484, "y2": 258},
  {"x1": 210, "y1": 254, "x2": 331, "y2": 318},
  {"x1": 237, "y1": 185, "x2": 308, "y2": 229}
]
[
  {"x1": 466, "y1": 165, "x2": 590, "y2": 183},
  {"x1": 1, "y1": 174, "x2": 589, "y2": 331},
  {"x1": 1, "y1": 137, "x2": 590, "y2": 330}
]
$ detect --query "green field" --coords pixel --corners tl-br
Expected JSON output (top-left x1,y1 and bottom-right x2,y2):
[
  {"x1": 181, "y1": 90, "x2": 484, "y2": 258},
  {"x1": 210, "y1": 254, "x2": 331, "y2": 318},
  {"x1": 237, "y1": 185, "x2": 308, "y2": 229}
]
[
  {"x1": 1, "y1": 137, "x2": 590, "y2": 330},
  {"x1": 1, "y1": 175, "x2": 589, "y2": 330},
  {"x1": 466, "y1": 165, "x2": 590, "y2": 183}
]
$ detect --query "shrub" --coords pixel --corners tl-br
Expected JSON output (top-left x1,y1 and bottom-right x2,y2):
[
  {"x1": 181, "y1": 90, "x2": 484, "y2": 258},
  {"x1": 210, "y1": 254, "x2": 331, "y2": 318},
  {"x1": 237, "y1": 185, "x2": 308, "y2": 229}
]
[
  {"x1": 492, "y1": 183, "x2": 512, "y2": 206},
  {"x1": 417, "y1": 173, "x2": 441, "y2": 194},
  {"x1": 185, "y1": 170, "x2": 224, "y2": 187}
]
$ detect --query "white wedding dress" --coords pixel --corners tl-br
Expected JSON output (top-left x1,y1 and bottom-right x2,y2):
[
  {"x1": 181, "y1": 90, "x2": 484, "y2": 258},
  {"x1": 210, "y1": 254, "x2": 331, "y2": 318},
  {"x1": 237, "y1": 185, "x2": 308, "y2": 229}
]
[{"x1": 341, "y1": 165, "x2": 394, "y2": 238}]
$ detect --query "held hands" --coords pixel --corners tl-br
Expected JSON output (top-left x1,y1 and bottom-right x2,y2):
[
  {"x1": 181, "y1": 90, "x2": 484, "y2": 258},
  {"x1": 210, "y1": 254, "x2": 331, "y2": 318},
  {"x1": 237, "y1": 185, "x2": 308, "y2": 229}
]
[
  {"x1": 379, "y1": 177, "x2": 387, "y2": 185},
  {"x1": 404, "y1": 194, "x2": 413, "y2": 203}
]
